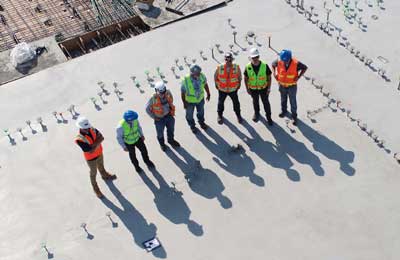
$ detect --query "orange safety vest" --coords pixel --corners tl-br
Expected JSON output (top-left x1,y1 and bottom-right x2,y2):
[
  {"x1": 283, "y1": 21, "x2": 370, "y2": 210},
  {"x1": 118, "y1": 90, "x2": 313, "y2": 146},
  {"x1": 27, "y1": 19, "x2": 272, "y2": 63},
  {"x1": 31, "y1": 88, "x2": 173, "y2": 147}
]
[
  {"x1": 277, "y1": 58, "x2": 299, "y2": 87},
  {"x1": 150, "y1": 90, "x2": 175, "y2": 118},
  {"x1": 216, "y1": 64, "x2": 240, "y2": 92},
  {"x1": 75, "y1": 128, "x2": 103, "y2": 161}
]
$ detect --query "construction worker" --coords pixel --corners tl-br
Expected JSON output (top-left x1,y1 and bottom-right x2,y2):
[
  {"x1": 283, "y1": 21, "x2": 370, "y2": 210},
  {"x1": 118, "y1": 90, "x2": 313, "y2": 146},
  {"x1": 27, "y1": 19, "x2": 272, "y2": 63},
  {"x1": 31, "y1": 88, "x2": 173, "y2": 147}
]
[
  {"x1": 146, "y1": 81, "x2": 181, "y2": 151},
  {"x1": 272, "y1": 49, "x2": 308, "y2": 125},
  {"x1": 116, "y1": 110, "x2": 155, "y2": 173},
  {"x1": 214, "y1": 52, "x2": 243, "y2": 124},
  {"x1": 244, "y1": 48, "x2": 273, "y2": 125},
  {"x1": 75, "y1": 116, "x2": 116, "y2": 199},
  {"x1": 181, "y1": 64, "x2": 211, "y2": 133}
]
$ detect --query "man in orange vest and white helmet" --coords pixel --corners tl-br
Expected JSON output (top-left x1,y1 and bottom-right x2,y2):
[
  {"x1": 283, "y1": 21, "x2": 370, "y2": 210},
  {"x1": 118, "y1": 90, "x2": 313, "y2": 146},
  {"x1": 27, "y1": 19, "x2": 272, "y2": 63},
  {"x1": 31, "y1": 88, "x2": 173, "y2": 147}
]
[
  {"x1": 75, "y1": 117, "x2": 116, "y2": 199},
  {"x1": 272, "y1": 49, "x2": 308, "y2": 126},
  {"x1": 214, "y1": 52, "x2": 243, "y2": 124},
  {"x1": 146, "y1": 81, "x2": 181, "y2": 151}
]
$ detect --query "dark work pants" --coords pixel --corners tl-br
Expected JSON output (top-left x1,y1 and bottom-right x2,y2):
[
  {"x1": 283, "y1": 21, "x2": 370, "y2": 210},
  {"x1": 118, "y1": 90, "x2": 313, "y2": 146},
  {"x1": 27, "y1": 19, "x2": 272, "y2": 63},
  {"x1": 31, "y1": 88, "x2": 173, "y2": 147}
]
[
  {"x1": 279, "y1": 85, "x2": 297, "y2": 118},
  {"x1": 125, "y1": 138, "x2": 150, "y2": 168},
  {"x1": 250, "y1": 88, "x2": 271, "y2": 119},
  {"x1": 154, "y1": 115, "x2": 175, "y2": 145},
  {"x1": 217, "y1": 90, "x2": 241, "y2": 117}
]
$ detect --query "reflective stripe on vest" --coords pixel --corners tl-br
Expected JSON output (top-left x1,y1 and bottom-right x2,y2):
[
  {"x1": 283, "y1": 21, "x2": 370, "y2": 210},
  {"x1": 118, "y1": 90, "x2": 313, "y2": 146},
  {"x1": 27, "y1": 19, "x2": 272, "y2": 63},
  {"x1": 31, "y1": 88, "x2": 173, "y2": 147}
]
[
  {"x1": 246, "y1": 62, "x2": 268, "y2": 90},
  {"x1": 150, "y1": 90, "x2": 175, "y2": 118},
  {"x1": 75, "y1": 128, "x2": 103, "y2": 161},
  {"x1": 182, "y1": 73, "x2": 205, "y2": 103},
  {"x1": 120, "y1": 119, "x2": 140, "y2": 145},
  {"x1": 216, "y1": 64, "x2": 240, "y2": 92},
  {"x1": 277, "y1": 58, "x2": 299, "y2": 87}
]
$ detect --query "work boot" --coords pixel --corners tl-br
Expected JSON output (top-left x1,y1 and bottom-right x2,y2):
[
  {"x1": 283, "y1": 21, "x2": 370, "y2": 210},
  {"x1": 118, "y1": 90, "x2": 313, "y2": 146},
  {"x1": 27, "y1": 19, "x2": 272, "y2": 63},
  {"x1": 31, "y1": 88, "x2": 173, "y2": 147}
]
[
  {"x1": 94, "y1": 188, "x2": 104, "y2": 199},
  {"x1": 200, "y1": 122, "x2": 209, "y2": 130},
  {"x1": 102, "y1": 173, "x2": 117, "y2": 181},
  {"x1": 160, "y1": 143, "x2": 168, "y2": 151},
  {"x1": 135, "y1": 165, "x2": 143, "y2": 173},
  {"x1": 168, "y1": 139, "x2": 181, "y2": 147},
  {"x1": 237, "y1": 114, "x2": 243, "y2": 124},
  {"x1": 293, "y1": 117, "x2": 298, "y2": 126},
  {"x1": 145, "y1": 160, "x2": 155, "y2": 169},
  {"x1": 279, "y1": 111, "x2": 287, "y2": 118},
  {"x1": 252, "y1": 114, "x2": 259, "y2": 122},
  {"x1": 266, "y1": 115, "x2": 274, "y2": 126},
  {"x1": 191, "y1": 127, "x2": 198, "y2": 134},
  {"x1": 217, "y1": 115, "x2": 224, "y2": 125}
]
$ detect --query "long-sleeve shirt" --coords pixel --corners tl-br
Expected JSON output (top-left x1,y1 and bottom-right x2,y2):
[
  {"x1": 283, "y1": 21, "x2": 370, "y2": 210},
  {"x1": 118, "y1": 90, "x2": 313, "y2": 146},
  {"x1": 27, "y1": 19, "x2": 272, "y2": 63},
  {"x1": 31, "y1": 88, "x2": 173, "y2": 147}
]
[{"x1": 116, "y1": 121, "x2": 143, "y2": 149}]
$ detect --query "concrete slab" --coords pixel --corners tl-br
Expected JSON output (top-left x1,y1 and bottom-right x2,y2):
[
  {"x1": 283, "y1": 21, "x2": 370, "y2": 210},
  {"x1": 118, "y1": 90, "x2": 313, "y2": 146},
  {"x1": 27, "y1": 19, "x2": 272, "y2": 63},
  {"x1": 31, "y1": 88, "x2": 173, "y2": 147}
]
[{"x1": 0, "y1": 0, "x2": 400, "y2": 259}]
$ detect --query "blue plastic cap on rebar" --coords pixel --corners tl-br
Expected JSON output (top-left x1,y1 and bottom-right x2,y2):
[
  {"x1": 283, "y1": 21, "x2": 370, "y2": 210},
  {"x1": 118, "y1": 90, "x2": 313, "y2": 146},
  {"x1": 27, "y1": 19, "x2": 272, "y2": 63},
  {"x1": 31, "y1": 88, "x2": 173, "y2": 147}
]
[
  {"x1": 124, "y1": 110, "x2": 138, "y2": 122},
  {"x1": 280, "y1": 49, "x2": 292, "y2": 62}
]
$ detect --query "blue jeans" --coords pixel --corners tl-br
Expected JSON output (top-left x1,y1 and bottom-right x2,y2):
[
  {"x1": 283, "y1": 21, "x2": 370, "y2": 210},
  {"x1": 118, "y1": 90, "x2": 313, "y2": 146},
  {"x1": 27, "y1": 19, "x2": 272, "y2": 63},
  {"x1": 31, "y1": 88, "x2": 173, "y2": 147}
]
[
  {"x1": 279, "y1": 85, "x2": 297, "y2": 118},
  {"x1": 186, "y1": 99, "x2": 205, "y2": 128},
  {"x1": 154, "y1": 115, "x2": 175, "y2": 145}
]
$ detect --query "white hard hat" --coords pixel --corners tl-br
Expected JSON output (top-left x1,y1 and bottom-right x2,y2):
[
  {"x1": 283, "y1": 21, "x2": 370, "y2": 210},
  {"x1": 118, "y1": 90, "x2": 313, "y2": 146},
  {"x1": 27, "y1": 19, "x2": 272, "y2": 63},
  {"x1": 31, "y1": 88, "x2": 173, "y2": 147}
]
[
  {"x1": 249, "y1": 48, "x2": 260, "y2": 58},
  {"x1": 76, "y1": 116, "x2": 92, "y2": 129},
  {"x1": 154, "y1": 81, "x2": 167, "y2": 93}
]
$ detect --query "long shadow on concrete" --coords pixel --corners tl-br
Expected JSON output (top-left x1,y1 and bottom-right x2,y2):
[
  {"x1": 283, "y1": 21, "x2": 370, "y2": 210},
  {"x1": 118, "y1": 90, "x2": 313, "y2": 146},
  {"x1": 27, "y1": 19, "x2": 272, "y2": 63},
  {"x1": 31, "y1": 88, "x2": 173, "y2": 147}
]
[
  {"x1": 224, "y1": 119, "x2": 301, "y2": 182},
  {"x1": 102, "y1": 182, "x2": 167, "y2": 258},
  {"x1": 166, "y1": 146, "x2": 233, "y2": 209},
  {"x1": 195, "y1": 126, "x2": 265, "y2": 187},
  {"x1": 261, "y1": 118, "x2": 325, "y2": 177},
  {"x1": 296, "y1": 119, "x2": 355, "y2": 176},
  {"x1": 139, "y1": 168, "x2": 204, "y2": 236}
]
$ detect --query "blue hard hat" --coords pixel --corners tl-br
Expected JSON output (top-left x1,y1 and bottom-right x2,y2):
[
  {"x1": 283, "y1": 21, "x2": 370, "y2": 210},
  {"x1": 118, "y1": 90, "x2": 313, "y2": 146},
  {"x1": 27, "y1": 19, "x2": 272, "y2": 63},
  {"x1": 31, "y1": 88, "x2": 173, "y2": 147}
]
[
  {"x1": 280, "y1": 49, "x2": 292, "y2": 62},
  {"x1": 124, "y1": 110, "x2": 138, "y2": 121}
]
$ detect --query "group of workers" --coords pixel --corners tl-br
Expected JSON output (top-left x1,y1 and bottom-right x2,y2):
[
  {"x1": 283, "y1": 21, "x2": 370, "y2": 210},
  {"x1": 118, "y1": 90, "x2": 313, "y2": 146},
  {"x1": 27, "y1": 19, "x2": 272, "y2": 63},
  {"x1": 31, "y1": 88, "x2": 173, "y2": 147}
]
[{"x1": 75, "y1": 47, "x2": 308, "y2": 198}]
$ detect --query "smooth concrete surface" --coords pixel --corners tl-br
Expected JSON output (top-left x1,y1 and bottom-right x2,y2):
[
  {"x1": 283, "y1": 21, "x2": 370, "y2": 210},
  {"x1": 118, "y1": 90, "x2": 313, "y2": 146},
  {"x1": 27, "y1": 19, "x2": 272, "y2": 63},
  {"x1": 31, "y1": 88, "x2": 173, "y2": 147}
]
[{"x1": 0, "y1": 0, "x2": 400, "y2": 259}]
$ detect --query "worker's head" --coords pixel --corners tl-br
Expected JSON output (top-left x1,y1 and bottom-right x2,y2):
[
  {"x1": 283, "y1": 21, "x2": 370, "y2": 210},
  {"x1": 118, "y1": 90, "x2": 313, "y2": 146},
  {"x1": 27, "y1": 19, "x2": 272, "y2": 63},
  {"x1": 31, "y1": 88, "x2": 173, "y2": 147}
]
[
  {"x1": 154, "y1": 81, "x2": 167, "y2": 96},
  {"x1": 280, "y1": 49, "x2": 292, "y2": 64},
  {"x1": 190, "y1": 64, "x2": 202, "y2": 78},
  {"x1": 76, "y1": 116, "x2": 92, "y2": 132},
  {"x1": 224, "y1": 52, "x2": 234, "y2": 64},
  {"x1": 123, "y1": 110, "x2": 138, "y2": 122},
  {"x1": 249, "y1": 48, "x2": 260, "y2": 65}
]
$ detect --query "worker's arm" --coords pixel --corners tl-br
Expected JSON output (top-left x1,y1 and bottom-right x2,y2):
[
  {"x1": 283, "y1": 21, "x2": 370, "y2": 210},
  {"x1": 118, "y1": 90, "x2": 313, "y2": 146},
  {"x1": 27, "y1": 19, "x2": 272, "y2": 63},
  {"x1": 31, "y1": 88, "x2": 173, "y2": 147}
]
[
  {"x1": 296, "y1": 62, "x2": 308, "y2": 81},
  {"x1": 181, "y1": 85, "x2": 188, "y2": 109},
  {"x1": 266, "y1": 65, "x2": 272, "y2": 90},
  {"x1": 145, "y1": 98, "x2": 155, "y2": 120},
  {"x1": 214, "y1": 68, "x2": 219, "y2": 89},
  {"x1": 91, "y1": 133, "x2": 104, "y2": 151},
  {"x1": 137, "y1": 121, "x2": 145, "y2": 141},
  {"x1": 237, "y1": 66, "x2": 242, "y2": 89},
  {"x1": 116, "y1": 126, "x2": 128, "y2": 151},
  {"x1": 204, "y1": 83, "x2": 211, "y2": 101},
  {"x1": 271, "y1": 59, "x2": 278, "y2": 81}
]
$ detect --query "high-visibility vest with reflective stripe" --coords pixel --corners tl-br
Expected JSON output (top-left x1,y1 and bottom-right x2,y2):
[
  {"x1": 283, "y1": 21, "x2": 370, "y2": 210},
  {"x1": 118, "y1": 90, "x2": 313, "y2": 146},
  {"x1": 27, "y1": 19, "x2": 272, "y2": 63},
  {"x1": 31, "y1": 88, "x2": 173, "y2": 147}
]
[
  {"x1": 182, "y1": 73, "x2": 206, "y2": 103},
  {"x1": 75, "y1": 128, "x2": 103, "y2": 161},
  {"x1": 246, "y1": 62, "x2": 269, "y2": 90},
  {"x1": 150, "y1": 90, "x2": 175, "y2": 118},
  {"x1": 277, "y1": 58, "x2": 299, "y2": 87},
  {"x1": 119, "y1": 119, "x2": 140, "y2": 145},
  {"x1": 216, "y1": 64, "x2": 241, "y2": 92}
]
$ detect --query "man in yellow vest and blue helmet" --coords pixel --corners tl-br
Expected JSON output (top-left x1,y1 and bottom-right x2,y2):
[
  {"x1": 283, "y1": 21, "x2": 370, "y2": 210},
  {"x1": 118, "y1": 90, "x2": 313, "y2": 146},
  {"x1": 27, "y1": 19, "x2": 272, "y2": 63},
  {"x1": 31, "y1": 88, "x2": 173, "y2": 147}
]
[
  {"x1": 116, "y1": 110, "x2": 155, "y2": 173},
  {"x1": 272, "y1": 49, "x2": 308, "y2": 126},
  {"x1": 181, "y1": 64, "x2": 211, "y2": 134},
  {"x1": 244, "y1": 48, "x2": 274, "y2": 125},
  {"x1": 146, "y1": 81, "x2": 181, "y2": 151}
]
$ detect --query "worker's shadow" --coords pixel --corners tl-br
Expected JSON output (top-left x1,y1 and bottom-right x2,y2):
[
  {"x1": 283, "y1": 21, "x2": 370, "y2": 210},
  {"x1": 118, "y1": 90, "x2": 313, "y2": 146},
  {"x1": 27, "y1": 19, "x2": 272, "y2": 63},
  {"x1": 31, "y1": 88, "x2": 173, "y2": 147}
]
[
  {"x1": 166, "y1": 146, "x2": 233, "y2": 209},
  {"x1": 139, "y1": 168, "x2": 204, "y2": 236},
  {"x1": 296, "y1": 119, "x2": 355, "y2": 176},
  {"x1": 260, "y1": 118, "x2": 325, "y2": 177},
  {"x1": 195, "y1": 127, "x2": 265, "y2": 187},
  {"x1": 224, "y1": 119, "x2": 301, "y2": 182},
  {"x1": 101, "y1": 182, "x2": 167, "y2": 258}
]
